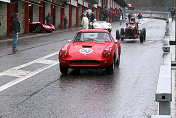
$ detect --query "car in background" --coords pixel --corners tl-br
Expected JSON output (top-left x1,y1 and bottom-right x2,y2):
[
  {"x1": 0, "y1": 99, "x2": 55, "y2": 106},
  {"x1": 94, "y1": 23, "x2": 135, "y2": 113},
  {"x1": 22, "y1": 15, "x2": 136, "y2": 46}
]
[
  {"x1": 29, "y1": 22, "x2": 55, "y2": 33},
  {"x1": 116, "y1": 20, "x2": 146, "y2": 43},
  {"x1": 90, "y1": 20, "x2": 112, "y2": 33},
  {"x1": 58, "y1": 29, "x2": 121, "y2": 75}
]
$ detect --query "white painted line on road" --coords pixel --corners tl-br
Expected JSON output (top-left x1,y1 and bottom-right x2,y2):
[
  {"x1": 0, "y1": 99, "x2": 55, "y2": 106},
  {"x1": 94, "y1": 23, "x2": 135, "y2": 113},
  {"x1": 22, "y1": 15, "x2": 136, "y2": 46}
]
[
  {"x1": 2, "y1": 69, "x2": 31, "y2": 78},
  {"x1": 0, "y1": 51, "x2": 59, "y2": 92}
]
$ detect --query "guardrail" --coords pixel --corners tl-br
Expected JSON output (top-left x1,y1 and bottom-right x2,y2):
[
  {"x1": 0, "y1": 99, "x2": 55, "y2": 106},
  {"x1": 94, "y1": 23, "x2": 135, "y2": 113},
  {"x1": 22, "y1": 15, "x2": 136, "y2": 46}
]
[{"x1": 151, "y1": 15, "x2": 172, "y2": 117}]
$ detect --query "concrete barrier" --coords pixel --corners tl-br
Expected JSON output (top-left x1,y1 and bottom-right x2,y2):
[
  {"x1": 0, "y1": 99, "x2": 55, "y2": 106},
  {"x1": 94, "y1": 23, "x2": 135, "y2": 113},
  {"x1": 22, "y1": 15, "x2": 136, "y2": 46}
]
[
  {"x1": 156, "y1": 52, "x2": 172, "y2": 115},
  {"x1": 151, "y1": 16, "x2": 172, "y2": 117},
  {"x1": 151, "y1": 115, "x2": 172, "y2": 118}
]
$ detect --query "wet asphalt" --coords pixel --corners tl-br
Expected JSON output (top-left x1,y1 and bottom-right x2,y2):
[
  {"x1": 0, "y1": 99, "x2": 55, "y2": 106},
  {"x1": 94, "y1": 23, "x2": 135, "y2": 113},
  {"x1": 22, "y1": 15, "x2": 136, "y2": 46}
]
[{"x1": 0, "y1": 18, "x2": 166, "y2": 118}]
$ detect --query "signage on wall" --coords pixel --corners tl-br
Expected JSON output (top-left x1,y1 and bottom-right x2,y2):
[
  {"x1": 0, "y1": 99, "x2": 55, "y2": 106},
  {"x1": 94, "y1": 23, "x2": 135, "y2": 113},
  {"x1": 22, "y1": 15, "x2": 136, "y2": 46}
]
[{"x1": 0, "y1": 0, "x2": 10, "y2": 3}]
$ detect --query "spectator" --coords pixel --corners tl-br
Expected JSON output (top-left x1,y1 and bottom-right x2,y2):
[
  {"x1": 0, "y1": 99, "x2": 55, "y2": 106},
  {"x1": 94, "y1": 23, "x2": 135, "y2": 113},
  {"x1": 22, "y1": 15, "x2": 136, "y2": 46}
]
[
  {"x1": 81, "y1": 14, "x2": 89, "y2": 29},
  {"x1": 45, "y1": 13, "x2": 52, "y2": 24},
  {"x1": 11, "y1": 13, "x2": 20, "y2": 53},
  {"x1": 128, "y1": 13, "x2": 132, "y2": 22},
  {"x1": 90, "y1": 12, "x2": 95, "y2": 22},
  {"x1": 171, "y1": 8, "x2": 175, "y2": 21},
  {"x1": 137, "y1": 13, "x2": 142, "y2": 23},
  {"x1": 64, "y1": 15, "x2": 68, "y2": 28},
  {"x1": 120, "y1": 14, "x2": 123, "y2": 25},
  {"x1": 86, "y1": 12, "x2": 90, "y2": 19}
]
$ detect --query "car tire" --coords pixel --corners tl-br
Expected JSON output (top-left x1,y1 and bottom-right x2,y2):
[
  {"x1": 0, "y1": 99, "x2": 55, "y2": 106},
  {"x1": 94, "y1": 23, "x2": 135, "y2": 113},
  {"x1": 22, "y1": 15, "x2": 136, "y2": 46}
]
[
  {"x1": 142, "y1": 28, "x2": 146, "y2": 41},
  {"x1": 116, "y1": 55, "x2": 120, "y2": 67},
  {"x1": 36, "y1": 25, "x2": 42, "y2": 33},
  {"x1": 106, "y1": 57, "x2": 115, "y2": 75},
  {"x1": 120, "y1": 28, "x2": 125, "y2": 36},
  {"x1": 60, "y1": 64, "x2": 68, "y2": 74},
  {"x1": 116, "y1": 30, "x2": 120, "y2": 40},
  {"x1": 140, "y1": 30, "x2": 144, "y2": 43},
  {"x1": 121, "y1": 37, "x2": 124, "y2": 41}
]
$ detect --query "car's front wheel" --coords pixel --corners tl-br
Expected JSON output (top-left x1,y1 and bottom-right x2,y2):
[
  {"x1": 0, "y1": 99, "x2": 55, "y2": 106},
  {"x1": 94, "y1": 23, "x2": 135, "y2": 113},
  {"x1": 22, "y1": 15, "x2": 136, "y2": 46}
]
[
  {"x1": 106, "y1": 57, "x2": 115, "y2": 75},
  {"x1": 60, "y1": 64, "x2": 68, "y2": 74},
  {"x1": 142, "y1": 28, "x2": 146, "y2": 41},
  {"x1": 140, "y1": 30, "x2": 144, "y2": 43},
  {"x1": 116, "y1": 30, "x2": 120, "y2": 40},
  {"x1": 116, "y1": 55, "x2": 120, "y2": 67}
]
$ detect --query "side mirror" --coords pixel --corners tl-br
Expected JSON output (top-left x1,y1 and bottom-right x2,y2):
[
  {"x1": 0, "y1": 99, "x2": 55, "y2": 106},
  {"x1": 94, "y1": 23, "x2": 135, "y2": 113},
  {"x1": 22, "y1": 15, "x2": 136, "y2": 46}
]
[{"x1": 68, "y1": 40, "x2": 72, "y2": 43}]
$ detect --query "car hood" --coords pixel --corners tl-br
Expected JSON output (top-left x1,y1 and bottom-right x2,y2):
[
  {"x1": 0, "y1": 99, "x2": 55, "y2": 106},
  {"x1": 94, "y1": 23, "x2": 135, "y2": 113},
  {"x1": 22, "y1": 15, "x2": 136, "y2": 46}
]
[{"x1": 67, "y1": 41, "x2": 112, "y2": 60}]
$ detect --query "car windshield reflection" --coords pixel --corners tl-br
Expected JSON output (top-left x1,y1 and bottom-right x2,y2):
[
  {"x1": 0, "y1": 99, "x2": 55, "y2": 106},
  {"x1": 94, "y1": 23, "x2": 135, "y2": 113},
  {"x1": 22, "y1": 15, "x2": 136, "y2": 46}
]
[{"x1": 74, "y1": 32, "x2": 112, "y2": 42}]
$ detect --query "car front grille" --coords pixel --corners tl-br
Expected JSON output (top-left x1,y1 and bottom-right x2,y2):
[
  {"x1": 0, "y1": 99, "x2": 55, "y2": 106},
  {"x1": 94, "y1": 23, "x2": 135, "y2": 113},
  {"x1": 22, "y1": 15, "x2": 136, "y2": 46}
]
[
  {"x1": 126, "y1": 29, "x2": 133, "y2": 37},
  {"x1": 69, "y1": 60, "x2": 100, "y2": 67}
]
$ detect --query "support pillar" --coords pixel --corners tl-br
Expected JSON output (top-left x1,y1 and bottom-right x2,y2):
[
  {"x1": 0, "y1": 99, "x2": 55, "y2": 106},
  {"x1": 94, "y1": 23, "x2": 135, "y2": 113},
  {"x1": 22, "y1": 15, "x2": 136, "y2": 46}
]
[
  {"x1": 82, "y1": 0, "x2": 84, "y2": 14},
  {"x1": 60, "y1": 3, "x2": 64, "y2": 29},
  {"x1": 7, "y1": 3, "x2": 11, "y2": 36},
  {"x1": 76, "y1": 0, "x2": 78, "y2": 27},
  {"x1": 25, "y1": 0, "x2": 29, "y2": 33},
  {"x1": 51, "y1": 0, "x2": 53, "y2": 24},
  {"x1": 69, "y1": 0, "x2": 71, "y2": 28},
  {"x1": 96, "y1": 4, "x2": 98, "y2": 20},
  {"x1": 39, "y1": 1, "x2": 43, "y2": 23}
]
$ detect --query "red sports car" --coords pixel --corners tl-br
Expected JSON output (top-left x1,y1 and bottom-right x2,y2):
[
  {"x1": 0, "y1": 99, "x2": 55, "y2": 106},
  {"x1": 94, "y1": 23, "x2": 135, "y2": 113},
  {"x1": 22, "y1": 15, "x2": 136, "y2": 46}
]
[
  {"x1": 58, "y1": 29, "x2": 121, "y2": 74},
  {"x1": 29, "y1": 22, "x2": 55, "y2": 33}
]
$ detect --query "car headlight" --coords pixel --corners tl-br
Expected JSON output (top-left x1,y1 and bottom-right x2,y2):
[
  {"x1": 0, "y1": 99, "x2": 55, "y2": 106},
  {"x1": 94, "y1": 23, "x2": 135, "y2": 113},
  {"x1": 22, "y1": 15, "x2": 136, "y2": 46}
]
[
  {"x1": 59, "y1": 49, "x2": 68, "y2": 58},
  {"x1": 102, "y1": 49, "x2": 111, "y2": 58},
  {"x1": 42, "y1": 25, "x2": 50, "y2": 28}
]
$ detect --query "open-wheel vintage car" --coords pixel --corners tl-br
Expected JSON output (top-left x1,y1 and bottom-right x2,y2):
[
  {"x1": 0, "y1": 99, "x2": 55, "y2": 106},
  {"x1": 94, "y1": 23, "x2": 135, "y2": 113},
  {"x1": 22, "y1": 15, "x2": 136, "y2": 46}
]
[
  {"x1": 29, "y1": 22, "x2": 55, "y2": 33},
  {"x1": 58, "y1": 29, "x2": 121, "y2": 75},
  {"x1": 116, "y1": 18, "x2": 146, "y2": 43}
]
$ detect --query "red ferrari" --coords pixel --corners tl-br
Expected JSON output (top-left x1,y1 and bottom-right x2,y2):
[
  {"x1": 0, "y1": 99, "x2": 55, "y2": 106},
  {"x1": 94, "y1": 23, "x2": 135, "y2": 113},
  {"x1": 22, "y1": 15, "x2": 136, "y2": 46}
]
[
  {"x1": 29, "y1": 22, "x2": 55, "y2": 33},
  {"x1": 59, "y1": 29, "x2": 121, "y2": 74}
]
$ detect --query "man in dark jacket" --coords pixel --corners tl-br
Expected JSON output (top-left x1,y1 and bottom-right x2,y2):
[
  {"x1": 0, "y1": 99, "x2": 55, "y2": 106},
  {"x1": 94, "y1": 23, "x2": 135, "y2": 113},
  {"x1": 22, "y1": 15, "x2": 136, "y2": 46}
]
[
  {"x1": 171, "y1": 8, "x2": 175, "y2": 21},
  {"x1": 45, "y1": 13, "x2": 52, "y2": 24},
  {"x1": 128, "y1": 13, "x2": 132, "y2": 22},
  {"x1": 137, "y1": 13, "x2": 142, "y2": 23},
  {"x1": 90, "y1": 12, "x2": 95, "y2": 22},
  {"x1": 11, "y1": 13, "x2": 20, "y2": 53}
]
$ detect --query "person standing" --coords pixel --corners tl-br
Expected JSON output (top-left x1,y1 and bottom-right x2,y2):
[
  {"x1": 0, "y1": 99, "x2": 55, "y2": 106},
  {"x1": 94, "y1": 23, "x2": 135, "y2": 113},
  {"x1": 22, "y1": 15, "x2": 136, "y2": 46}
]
[
  {"x1": 86, "y1": 12, "x2": 90, "y2": 20},
  {"x1": 64, "y1": 15, "x2": 68, "y2": 28},
  {"x1": 128, "y1": 13, "x2": 132, "y2": 22},
  {"x1": 137, "y1": 13, "x2": 142, "y2": 23},
  {"x1": 120, "y1": 14, "x2": 123, "y2": 25},
  {"x1": 90, "y1": 12, "x2": 95, "y2": 22},
  {"x1": 171, "y1": 8, "x2": 175, "y2": 21},
  {"x1": 45, "y1": 13, "x2": 52, "y2": 24},
  {"x1": 81, "y1": 14, "x2": 89, "y2": 29},
  {"x1": 11, "y1": 13, "x2": 20, "y2": 53}
]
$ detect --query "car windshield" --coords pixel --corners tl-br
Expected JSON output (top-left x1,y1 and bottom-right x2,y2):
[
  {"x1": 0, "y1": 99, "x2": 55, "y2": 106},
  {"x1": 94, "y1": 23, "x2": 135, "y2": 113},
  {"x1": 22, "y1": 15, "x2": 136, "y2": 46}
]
[{"x1": 73, "y1": 32, "x2": 112, "y2": 42}]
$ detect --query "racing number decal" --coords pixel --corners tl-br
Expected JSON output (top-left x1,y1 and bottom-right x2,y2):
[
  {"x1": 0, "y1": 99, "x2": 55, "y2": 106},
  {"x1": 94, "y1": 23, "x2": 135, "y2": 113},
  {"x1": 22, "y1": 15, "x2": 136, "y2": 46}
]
[{"x1": 80, "y1": 48, "x2": 93, "y2": 54}]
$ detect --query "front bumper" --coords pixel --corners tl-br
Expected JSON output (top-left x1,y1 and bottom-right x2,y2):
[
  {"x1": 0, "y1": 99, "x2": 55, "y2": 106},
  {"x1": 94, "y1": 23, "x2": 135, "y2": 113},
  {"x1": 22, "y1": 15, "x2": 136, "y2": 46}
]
[{"x1": 59, "y1": 58, "x2": 113, "y2": 69}]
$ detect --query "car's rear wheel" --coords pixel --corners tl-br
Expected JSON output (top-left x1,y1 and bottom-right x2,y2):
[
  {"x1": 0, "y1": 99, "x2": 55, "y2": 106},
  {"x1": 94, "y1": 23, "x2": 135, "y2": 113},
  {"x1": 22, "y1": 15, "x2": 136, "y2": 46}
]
[
  {"x1": 36, "y1": 25, "x2": 42, "y2": 33},
  {"x1": 142, "y1": 28, "x2": 146, "y2": 41},
  {"x1": 106, "y1": 57, "x2": 115, "y2": 75},
  {"x1": 60, "y1": 64, "x2": 68, "y2": 74},
  {"x1": 116, "y1": 30, "x2": 120, "y2": 40},
  {"x1": 140, "y1": 30, "x2": 144, "y2": 43}
]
